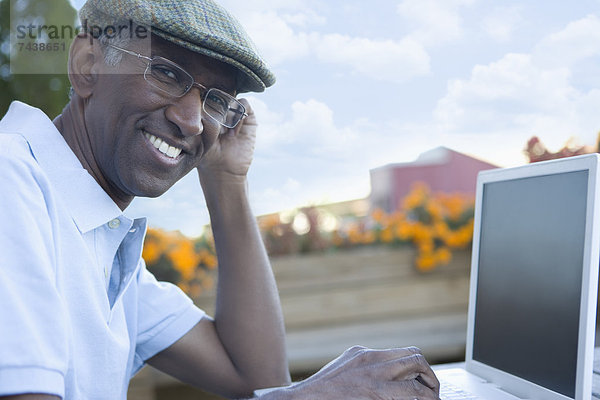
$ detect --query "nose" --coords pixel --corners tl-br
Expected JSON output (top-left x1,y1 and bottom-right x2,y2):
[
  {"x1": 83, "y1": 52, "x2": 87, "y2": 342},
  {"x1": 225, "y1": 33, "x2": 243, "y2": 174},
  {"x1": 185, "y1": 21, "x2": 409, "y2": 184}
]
[{"x1": 164, "y1": 87, "x2": 204, "y2": 137}]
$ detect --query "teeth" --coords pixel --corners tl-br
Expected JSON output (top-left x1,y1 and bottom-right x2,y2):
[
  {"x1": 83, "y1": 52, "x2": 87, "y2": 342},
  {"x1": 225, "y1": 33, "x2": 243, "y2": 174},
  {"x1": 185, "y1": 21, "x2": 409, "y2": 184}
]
[{"x1": 144, "y1": 132, "x2": 182, "y2": 159}]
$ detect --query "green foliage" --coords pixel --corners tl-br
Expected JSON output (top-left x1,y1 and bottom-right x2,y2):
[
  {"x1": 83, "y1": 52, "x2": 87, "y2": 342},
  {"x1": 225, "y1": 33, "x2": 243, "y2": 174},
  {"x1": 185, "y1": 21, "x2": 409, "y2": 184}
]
[
  {"x1": 0, "y1": 0, "x2": 77, "y2": 118},
  {"x1": 148, "y1": 254, "x2": 182, "y2": 284}
]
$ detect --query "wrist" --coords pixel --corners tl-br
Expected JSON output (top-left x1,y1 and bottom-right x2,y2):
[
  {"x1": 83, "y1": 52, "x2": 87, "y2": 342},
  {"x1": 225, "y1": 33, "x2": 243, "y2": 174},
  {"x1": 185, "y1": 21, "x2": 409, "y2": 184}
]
[
  {"x1": 199, "y1": 168, "x2": 247, "y2": 203},
  {"x1": 197, "y1": 169, "x2": 254, "y2": 230}
]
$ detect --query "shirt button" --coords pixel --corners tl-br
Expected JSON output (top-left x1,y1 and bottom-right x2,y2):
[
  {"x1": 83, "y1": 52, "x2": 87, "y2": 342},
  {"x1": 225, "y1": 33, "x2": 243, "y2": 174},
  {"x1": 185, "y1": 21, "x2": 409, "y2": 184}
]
[{"x1": 108, "y1": 218, "x2": 121, "y2": 229}]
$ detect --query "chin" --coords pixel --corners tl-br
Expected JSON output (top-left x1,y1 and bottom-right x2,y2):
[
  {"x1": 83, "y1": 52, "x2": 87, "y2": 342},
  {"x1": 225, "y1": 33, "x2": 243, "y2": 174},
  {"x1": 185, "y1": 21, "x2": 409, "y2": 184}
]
[
  {"x1": 129, "y1": 180, "x2": 177, "y2": 199},
  {"x1": 137, "y1": 186, "x2": 173, "y2": 198}
]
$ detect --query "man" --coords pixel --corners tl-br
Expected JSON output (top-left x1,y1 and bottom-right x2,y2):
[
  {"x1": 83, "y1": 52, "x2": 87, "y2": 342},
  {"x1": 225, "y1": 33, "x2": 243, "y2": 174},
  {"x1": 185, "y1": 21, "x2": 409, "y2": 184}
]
[{"x1": 0, "y1": 0, "x2": 440, "y2": 399}]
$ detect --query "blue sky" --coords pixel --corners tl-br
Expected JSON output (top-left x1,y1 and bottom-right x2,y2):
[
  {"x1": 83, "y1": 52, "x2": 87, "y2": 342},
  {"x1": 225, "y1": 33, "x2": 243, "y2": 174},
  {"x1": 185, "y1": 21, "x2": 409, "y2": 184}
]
[{"x1": 71, "y1": 0, "x2": 600, "y2": 236}]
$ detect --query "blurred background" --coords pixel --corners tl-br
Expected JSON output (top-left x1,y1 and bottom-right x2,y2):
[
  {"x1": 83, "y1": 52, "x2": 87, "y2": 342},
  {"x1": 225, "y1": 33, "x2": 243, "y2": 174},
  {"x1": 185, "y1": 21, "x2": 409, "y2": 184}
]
[{"x1": 2, "y1": 0, "x2": 600, "y2": 398}]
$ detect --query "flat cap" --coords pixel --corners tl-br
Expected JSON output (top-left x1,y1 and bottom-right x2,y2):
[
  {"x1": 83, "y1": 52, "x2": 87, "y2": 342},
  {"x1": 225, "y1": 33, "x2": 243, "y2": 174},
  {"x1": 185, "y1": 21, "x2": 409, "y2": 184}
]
[{"x1": 79, "y1": 0, "x2": 275, "y2": 93}]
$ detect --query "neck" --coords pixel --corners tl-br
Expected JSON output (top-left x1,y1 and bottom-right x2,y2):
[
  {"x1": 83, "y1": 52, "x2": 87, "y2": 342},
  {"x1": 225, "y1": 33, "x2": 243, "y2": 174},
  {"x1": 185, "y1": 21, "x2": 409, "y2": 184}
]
[{"x1": 53, "y1": 96, "x2": 133, "y2": 210}]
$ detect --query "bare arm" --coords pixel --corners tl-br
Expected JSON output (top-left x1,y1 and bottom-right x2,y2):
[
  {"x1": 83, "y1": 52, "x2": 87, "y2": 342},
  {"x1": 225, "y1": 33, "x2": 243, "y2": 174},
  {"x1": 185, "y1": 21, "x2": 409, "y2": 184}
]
[{"x1": 148, "y1": 100, "x2": 290, "y2": 398}]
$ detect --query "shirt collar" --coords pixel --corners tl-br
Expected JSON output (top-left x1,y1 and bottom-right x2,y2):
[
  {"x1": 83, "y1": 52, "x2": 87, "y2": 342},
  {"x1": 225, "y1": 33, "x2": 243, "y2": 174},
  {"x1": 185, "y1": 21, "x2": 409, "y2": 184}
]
[{"x1": 0, "y1": 101, "x2": 124, "y2": 233}]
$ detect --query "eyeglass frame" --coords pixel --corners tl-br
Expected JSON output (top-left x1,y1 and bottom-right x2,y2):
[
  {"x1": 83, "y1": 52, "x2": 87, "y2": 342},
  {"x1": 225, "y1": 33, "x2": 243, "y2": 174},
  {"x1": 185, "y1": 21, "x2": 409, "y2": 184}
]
[{"x1": 105, "y1": 43, "x2": 248, "y2": 129}]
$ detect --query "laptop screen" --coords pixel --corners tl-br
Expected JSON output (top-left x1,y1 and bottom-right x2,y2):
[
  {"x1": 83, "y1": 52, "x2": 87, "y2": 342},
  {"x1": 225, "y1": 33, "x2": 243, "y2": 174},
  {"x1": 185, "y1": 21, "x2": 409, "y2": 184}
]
[{"x1": 472, "y1": 170, "x2": 589, "y2": 398}]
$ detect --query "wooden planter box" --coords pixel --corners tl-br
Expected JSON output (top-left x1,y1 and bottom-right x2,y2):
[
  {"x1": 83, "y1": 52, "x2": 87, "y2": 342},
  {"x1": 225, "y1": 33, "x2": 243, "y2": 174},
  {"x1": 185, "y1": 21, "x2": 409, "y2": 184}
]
[
  {"x1": 129, "y1": 246, "x2": 471, "y2": 398},
  {"x1": 197, "y1": 245, "x2": 471, "y2": 371}
]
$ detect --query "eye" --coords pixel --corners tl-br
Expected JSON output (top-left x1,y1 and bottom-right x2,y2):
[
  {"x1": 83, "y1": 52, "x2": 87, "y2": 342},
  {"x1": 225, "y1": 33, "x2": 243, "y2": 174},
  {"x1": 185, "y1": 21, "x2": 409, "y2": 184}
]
[
  {"x1": 150, "y1": 63, "x2": 181, "y2": 83},
  {"x1": 205, "y1": 92, "x2": 230, "y2": 115}
]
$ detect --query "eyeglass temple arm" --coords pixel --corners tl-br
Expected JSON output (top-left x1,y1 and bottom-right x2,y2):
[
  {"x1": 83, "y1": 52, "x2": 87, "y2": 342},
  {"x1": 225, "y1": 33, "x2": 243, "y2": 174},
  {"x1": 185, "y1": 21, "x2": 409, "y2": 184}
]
[
  {"x1": 107, "y1": 44, "x2": 152, "y2": 62},
  {"x1": 231, "y1": 108, "x2": 249, "y2": 118}
]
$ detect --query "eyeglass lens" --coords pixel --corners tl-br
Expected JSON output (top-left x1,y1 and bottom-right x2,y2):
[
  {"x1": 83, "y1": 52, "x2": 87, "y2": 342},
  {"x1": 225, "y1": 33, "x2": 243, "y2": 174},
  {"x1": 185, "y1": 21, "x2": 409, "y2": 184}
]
[{"x1": 145, "y1": 57, "x2": 245, "y2": 128}]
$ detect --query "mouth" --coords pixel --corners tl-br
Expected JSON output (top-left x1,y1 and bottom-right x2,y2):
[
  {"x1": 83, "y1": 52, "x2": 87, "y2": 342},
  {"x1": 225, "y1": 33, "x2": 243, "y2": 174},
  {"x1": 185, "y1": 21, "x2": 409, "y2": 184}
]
[{"x1": 143, "y1": 131, "x2": 183, "y2": 159}]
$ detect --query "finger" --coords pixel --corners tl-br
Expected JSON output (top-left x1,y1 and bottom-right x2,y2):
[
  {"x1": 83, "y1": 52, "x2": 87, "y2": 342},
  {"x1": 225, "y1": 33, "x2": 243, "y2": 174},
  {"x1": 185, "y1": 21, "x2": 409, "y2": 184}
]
[
  {"x1": 238, "y1": 97, "x2": 254, "y2": 116},
  {"x1": 228, "y1": 98, "x2": 256, "y2": 137},
  {"x1": 363, "y1": 346, "x2": 423, "y2": 361},
  {"x1": 416, "y1": 373, "x2": 440, "y2": 396},
  {"x1": 347, "y1": 346, "x2": 423, "y2": 366},
  {"x1": 385, "y1": 378, "x2": 440, "y2": 400},
  {"x1": 386, "y1": 354, "x2": 439, "y2": 394}
]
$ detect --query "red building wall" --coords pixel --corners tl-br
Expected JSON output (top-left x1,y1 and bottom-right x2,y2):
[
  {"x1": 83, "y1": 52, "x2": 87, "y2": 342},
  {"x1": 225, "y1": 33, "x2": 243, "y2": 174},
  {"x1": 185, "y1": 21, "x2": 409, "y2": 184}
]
[{"x1": 370, "y1": 147, "x2": 498, "y2": 212}]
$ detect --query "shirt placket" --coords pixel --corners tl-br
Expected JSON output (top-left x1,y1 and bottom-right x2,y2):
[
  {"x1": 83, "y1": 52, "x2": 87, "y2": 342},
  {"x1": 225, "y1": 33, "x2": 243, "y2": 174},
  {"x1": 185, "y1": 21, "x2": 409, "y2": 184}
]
[{"x1": 107, "y1": 218, "x2": 146, "y2": 322}]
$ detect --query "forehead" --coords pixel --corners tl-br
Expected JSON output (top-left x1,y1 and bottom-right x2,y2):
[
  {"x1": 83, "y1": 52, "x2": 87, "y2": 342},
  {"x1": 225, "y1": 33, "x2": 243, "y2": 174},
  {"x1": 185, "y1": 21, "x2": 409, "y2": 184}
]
[{"x1": 146, "y1": 34, "x2": 238, "y2": 92}]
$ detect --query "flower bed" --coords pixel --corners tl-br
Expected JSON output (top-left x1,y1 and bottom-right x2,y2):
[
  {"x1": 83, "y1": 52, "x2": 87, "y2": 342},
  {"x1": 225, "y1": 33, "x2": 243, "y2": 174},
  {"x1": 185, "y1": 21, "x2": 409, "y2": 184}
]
[{"x1": 143, "y1": 182, "x2": 475, "y2": 296}]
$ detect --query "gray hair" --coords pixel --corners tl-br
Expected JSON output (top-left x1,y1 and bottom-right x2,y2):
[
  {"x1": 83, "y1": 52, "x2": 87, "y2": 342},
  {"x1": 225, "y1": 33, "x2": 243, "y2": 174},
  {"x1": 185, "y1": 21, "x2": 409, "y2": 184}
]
[
  {"x1": 97, "y1": 26, "x2": 131, "y2": 66},
  {"x1": 68, "y1": 23, "x2": 132, "y2": 99}
]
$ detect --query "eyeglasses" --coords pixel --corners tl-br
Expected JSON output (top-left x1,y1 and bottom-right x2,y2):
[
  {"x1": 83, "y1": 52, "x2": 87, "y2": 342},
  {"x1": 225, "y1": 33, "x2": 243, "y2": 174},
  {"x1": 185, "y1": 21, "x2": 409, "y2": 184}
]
[{"x1": 107, "y1": 43, "x2": 248, "y2": 129}]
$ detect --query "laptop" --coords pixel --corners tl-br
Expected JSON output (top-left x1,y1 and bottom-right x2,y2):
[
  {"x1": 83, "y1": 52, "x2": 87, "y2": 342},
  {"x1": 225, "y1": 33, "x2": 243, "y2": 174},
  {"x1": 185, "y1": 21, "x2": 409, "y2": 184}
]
[{"x1": 434, "y1": 154, "x2": 600, "y2": 400}]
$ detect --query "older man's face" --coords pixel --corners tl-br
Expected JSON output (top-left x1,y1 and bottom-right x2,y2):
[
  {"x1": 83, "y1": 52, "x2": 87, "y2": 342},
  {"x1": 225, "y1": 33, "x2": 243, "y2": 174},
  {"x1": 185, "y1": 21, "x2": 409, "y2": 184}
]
[{"x1": 83, "y1": 35, "x2": 237, "y2": 203}]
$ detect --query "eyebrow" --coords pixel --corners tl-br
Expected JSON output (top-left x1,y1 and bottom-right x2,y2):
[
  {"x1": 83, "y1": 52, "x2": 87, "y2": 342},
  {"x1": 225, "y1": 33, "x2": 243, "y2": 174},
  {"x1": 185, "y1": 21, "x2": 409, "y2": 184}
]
[{"x1": 150, "y1": 49, "x2": 237, "y2": 95}]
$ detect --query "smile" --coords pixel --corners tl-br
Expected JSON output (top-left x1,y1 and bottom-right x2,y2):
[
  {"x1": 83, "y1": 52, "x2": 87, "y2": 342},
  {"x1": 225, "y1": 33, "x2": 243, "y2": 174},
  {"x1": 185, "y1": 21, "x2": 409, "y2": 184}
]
[{"x1": 144, "y1": 132, "x2": 183, "y2": 159}]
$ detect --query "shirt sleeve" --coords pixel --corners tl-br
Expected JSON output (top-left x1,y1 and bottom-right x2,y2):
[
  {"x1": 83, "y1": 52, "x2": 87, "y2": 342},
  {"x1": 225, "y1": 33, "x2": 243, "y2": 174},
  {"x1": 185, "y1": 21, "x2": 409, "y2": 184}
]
[
  {"x1": 0, "y1": 136, "x2": 68, "y2": 397},
  {"x1": 133, "y1": 260, "x2": 206, "y2": 371}
]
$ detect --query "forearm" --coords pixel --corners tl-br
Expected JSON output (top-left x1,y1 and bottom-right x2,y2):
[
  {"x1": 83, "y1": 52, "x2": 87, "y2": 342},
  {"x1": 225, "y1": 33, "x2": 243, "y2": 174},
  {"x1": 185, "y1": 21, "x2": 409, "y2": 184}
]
[{"x1": 201, "y1": 173, "x2": 290, "y2": 389}]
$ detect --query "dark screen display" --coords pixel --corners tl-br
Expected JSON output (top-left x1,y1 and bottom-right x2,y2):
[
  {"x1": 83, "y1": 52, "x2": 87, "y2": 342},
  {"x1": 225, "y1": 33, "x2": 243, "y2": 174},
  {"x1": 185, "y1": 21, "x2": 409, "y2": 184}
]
[{"x1": 472, "y1": 170, "x2": 588, "y2": 398}]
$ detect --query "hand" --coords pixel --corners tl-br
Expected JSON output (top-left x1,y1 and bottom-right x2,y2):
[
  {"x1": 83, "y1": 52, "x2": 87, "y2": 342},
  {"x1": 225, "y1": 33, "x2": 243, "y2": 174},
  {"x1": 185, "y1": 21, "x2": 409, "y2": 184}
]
[
  {"x1": 198, "y1": 98, "x2": 257, "y2": 183},
  {"x1": 263, "y1": 346, "x2": 440, "y2": 400}
]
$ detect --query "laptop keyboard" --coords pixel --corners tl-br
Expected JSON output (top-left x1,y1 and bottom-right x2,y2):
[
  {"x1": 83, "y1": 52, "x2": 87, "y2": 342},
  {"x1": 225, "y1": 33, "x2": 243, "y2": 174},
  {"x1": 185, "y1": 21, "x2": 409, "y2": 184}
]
[{"x1": 440, "y1": 381, "x2": 480, "y2": 400}]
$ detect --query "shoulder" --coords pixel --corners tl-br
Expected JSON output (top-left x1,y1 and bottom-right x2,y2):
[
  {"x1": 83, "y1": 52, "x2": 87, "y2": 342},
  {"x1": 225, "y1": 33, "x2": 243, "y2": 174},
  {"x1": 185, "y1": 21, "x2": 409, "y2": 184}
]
[
  {"x1": 0, "y1": 131, "x2": 45, "y2": 175},
  {"x1": 0, "y1": 131, "x2": 32, "y2": 153},
  {"x1": 0, "y1": 132, "x2": 53, "y2": 213}
]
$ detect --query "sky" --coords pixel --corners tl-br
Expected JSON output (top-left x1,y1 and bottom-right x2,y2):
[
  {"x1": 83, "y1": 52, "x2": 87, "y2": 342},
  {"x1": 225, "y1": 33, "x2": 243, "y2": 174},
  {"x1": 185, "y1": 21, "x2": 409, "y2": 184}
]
[{"x1": 69, "y1": 0, "x2": 600, "y2": 237}]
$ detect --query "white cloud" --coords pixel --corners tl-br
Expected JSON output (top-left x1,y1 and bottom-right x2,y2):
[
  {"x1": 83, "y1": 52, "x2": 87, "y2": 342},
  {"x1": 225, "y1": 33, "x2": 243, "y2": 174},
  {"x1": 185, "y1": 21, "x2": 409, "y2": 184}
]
[
  {"x1": 312, "y1": 34, "x2": 430, "y2": 83},
  {"x1": 228, "y1": 2, "x2": 431, "y2": 82},
  {"x1": 218, "y1": 0, "x2": 312, "y2": 15},
  {"x1": 280, "y1": 11, "x2": 327, "y2": 27},
  {"x1": 435, "y1": 53, "x2": 575, "y2": 132},
  {"x1": 244, "y1": 97, "x2": 453, "y2": 218},
  {"x1": 433, "y1": 15, "x2": 600, "y2": 168},
  {"x1": 533, "y1": 14, "x2": 600, "y2": 68},
  {"x1": 240, "y1": 11, "x2": 312, "y2": 65},
  {"x1": 436, "y1": 53, "x2": 575, "y2": 125},
  {"x1": 76, "y1": 0, "x2": 433, "y2": 84},
  {"x1": 480, "y1": 6, "x2": 523, "y2": 43},
  {"x1": 396, "y1": 0, "x2": 475, "y2": 46},
  {"x1": 254, "y1": 98, "x2": 360, "y2": 157}
]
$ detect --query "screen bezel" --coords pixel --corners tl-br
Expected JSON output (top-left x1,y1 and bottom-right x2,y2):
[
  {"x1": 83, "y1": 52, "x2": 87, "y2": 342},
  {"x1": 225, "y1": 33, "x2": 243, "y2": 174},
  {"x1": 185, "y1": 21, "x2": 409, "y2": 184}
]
[{"x1": 464, "y1": 154, "x2": 600, "y2": 400}]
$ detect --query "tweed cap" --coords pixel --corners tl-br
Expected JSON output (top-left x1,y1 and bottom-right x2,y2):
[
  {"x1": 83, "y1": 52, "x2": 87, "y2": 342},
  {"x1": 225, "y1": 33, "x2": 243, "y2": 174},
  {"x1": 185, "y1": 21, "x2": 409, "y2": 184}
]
[{"x1": 79, "y1": 0, "x2": 275, "y2": 93}]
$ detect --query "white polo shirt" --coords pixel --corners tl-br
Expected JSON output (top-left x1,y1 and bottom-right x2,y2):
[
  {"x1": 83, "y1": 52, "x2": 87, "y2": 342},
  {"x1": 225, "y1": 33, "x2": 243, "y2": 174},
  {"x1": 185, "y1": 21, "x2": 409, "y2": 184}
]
[{"x1": 0, "y1": 102, "x2": 206, "y2": 399}]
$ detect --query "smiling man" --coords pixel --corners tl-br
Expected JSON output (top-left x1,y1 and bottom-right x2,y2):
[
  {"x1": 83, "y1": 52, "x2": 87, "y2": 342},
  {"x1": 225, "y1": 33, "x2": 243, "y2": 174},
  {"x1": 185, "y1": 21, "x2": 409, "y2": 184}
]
[{"x1": 0, "y1": 0, "x2": 440, "y2": 399}]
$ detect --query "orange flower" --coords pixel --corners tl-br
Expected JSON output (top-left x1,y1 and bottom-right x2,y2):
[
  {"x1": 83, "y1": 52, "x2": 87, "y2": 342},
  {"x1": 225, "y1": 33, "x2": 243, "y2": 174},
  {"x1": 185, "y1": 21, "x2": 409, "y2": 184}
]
[
  {"x1": 347, "y1": 225, "x2": 363, "y2": 244},
  {"x1": 435, "y1": 247, "x2": 452, "y2": 265},
  {"x1": 380, "y1": 227, "x2": 395, "y2": 243},
  {"x1": 142, "y1": 240, "x2": 162, "y2": 264},
  {"x1": 418, "y1": 240, "x2": 434, "y2": 254},
  {"x1": 416, "y1": 252, "x2": 436, "y2": 272},
  {"x1": 168, "y1": 239, "x2": 200, "y2": 281},
  {"x1": 396, "y1": 222, "x2": 414, "y2": 240},
  {"x1": 260, "y1": 214, "x2": 281, "y2": 230},
  {"x1": 402, "y1": 182, "x2": 430, "y2": 209},
  {"x1": 361, "y1": 231, "x2": 376, "y2": 244},
  {"x1": 371, "y1": 208, "x2": 386, "y2": 224},
  {"x1": 331, "y1": 230, "x2": 345, "y2": 247}
]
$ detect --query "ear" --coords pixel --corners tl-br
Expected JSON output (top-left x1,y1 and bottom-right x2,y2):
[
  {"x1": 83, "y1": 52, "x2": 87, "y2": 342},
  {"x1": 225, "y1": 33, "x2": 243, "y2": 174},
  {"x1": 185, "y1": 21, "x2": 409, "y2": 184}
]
[{"x1": 68, "y1": 34, "x2": 104, "y2": 99}]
